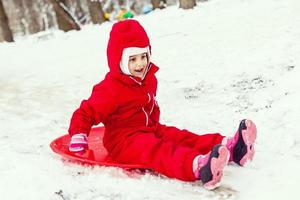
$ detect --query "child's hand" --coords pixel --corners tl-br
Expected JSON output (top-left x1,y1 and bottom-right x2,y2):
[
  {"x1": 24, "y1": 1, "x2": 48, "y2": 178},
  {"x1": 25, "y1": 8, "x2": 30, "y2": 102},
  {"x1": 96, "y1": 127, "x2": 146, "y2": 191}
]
[{"x1": 69, "y1": 133, "x2": 88, "y2": 153}]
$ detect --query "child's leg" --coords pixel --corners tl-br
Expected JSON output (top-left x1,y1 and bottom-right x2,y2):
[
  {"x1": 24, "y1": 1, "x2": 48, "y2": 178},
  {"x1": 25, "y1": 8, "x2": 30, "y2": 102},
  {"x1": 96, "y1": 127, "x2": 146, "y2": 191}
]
[
  {"x1": 111, "y1": 131, "x2": 229, "y2": 189},
  {"x1": 156, "y1": 124, "x2": 224, "y2": 154},
  {"x1": 111, "y1": 131, "x2": 200, "y2": 181}
]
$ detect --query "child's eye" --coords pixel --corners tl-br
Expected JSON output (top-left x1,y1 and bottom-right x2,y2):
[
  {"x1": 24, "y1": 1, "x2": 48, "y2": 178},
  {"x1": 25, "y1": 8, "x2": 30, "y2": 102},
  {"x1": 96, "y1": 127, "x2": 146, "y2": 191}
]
[
  {"x1": 129, "y1": 57, "x2": 136, "y2": 62},
  {"x1": 141, "y1": 54, "x2": 147, "y2": 59}
]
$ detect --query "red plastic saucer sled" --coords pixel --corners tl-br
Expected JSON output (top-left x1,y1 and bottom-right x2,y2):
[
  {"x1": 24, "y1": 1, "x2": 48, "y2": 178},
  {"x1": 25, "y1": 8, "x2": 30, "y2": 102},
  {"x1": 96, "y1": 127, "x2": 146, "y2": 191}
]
[{"x1": 50, "y1": 126, "x2": 148, "y2": 169}]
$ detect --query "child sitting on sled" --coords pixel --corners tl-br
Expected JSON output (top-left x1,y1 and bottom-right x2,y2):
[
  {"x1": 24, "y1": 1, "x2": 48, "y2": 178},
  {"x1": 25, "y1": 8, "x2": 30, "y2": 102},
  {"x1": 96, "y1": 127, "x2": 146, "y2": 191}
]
[{"x1": 68, "y1": 19, "x2": 257, "y2": 190}]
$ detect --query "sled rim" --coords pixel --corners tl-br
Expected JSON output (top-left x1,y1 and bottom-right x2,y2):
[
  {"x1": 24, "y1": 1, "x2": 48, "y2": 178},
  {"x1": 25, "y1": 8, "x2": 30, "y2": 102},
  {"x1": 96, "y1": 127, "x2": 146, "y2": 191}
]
[{"x1": 50, "y1": 127, "x2": 149, "y2": 169}]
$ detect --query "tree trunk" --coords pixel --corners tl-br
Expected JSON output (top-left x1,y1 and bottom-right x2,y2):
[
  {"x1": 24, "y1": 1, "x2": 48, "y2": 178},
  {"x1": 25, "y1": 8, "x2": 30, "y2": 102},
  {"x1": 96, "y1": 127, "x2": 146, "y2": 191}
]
[
  {"x1": 151, "y1": 0, "x2": 166, "y2": 9},
  {"x1": 87, "y1": 0, "x2": 105, "y2": 25},
  {"x1": 73, "y1": 0, "x2": 88, "y2": 24},
  {"x1": 49, "y1": 0, "x2": 80, "y2": 32},
  {"x1": 151, "y1": 0, "x2": 160, "y2": 9},
  {"x1": 38, "y1": 0, "x2": 57, "y2": 31},
  {"x1": 22, "y1": 0, "x2": 42, "y2": 34},
  {"x1": 64, "y1": 0, "x2": 88, "y2": 24},
  {"x1": 0, "y1": 0, "x2": 14, "y2": 42},
  {"x1": 179, "y1": 0, "x2": 196, "y2": 9}
]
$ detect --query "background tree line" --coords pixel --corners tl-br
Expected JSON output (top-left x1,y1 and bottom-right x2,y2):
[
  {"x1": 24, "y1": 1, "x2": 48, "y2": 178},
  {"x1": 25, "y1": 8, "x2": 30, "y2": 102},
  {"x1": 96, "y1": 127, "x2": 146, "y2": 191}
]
[{"x1": 0, "y1": 0, "x2": 198, "y2": 43}]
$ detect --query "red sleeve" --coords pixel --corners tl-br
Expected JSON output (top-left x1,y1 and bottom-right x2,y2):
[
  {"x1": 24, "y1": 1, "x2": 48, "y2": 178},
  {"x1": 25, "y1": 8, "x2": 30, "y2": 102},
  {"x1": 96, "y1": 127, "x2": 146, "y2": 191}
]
[{"x1": 68, "y1": 81, "x2": 118, "y2": 136}]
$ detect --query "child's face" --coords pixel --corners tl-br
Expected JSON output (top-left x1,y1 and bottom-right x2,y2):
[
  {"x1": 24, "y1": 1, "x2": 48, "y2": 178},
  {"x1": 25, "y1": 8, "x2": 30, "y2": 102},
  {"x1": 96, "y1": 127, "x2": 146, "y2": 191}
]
[{"x1": 128, "y1": 53, "x2": 148, "y2": 78}]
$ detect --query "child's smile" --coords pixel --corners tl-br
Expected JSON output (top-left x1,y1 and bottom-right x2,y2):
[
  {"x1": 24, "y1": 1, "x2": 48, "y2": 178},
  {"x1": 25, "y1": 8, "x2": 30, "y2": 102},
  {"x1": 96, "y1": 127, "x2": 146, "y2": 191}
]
[{"x1": 133, "y1": 67, "x2": 145, "y2": 76}]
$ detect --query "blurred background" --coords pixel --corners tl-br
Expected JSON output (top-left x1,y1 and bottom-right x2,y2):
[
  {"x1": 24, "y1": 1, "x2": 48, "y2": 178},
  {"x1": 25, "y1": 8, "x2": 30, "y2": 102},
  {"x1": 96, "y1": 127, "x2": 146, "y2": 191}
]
[{"x1": 0, "y1": 0, "x2": 204, "y2": 42}]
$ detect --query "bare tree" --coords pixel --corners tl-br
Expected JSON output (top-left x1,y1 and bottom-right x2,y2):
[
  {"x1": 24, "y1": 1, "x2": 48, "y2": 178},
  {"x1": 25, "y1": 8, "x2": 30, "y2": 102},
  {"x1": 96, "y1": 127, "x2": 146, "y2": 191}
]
[
  {"x1": 0, "y1": 0, "x2": 14, "y2": 42},
  {"x1": 5, "y1": 0, "x2": 56, "y2": 36},
  {"x1": 151, "y1": 0, "x2": 160, "y2": 9},
  {"x1": 22, "y1": 0, "x2": 42, "y2": 34},
  {"x1": 87, "y1": 0, "x2": 105, "y2": 25},
  {"x1": 38, "y1": 1, "x2": 57, "y2": 31},
  {"x1": 151, "y1": 0, "x2": 166, "y2": 9},
  {"x1": 179, "y1": 0, "x2": 196, "y2": 9},
  {"x1": 64, "y1": 0, "x2": 89, "y2": 24},
  {"x1": 49, "y1": 0, "x2": 80, "y2": 31}
]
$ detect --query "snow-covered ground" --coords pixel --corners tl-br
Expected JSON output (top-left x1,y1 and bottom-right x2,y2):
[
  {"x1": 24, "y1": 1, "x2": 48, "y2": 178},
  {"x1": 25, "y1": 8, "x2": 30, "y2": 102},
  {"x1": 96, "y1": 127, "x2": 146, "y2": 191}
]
[{"x1": 1, "y1": 0, "x2": 299, "y2": 199}]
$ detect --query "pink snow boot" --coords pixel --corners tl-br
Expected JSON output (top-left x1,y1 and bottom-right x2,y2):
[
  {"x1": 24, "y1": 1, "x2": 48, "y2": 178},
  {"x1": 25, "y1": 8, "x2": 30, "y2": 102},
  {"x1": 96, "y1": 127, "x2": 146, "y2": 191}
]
[
  {"x1": 193, "y1": 144, "x2": 229, "y2": 190},
  {"x1": 224, "y1": 119, "x2": 257, "y2": 166}
]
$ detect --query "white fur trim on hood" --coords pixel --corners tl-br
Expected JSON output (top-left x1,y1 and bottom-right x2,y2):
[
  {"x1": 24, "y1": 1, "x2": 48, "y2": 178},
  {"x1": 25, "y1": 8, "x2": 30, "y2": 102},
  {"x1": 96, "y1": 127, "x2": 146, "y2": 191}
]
[{"x1": 120, "y1": 46, "x2": 151, "y2": 75}]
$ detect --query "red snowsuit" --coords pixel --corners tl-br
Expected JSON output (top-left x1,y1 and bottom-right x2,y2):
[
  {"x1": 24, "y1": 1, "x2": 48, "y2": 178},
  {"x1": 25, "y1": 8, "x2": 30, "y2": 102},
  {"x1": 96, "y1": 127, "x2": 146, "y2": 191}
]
[{"x1": 68, "y1": 20, "x2": 224, "y2": 181}]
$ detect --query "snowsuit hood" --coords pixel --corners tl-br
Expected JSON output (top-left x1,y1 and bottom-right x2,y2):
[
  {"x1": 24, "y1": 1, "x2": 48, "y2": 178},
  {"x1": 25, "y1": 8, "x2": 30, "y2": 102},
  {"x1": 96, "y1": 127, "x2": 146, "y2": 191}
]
[{"x1": 107, "y1": 19, "x2": 152, "y2": 79}]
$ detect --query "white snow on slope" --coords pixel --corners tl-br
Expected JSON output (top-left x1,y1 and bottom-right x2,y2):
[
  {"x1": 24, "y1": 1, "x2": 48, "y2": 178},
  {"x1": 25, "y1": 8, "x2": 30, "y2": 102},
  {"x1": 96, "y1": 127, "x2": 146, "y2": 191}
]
[{"x1": 0, "y1": 0, "x2": 300, "y2": 199}]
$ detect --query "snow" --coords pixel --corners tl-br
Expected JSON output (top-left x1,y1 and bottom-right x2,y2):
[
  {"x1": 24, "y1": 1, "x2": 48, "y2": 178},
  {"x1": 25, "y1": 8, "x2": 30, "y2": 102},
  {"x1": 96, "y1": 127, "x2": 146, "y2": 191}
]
[{"x1": 0, "y1": 0, "x2": 299, "y2": 199}]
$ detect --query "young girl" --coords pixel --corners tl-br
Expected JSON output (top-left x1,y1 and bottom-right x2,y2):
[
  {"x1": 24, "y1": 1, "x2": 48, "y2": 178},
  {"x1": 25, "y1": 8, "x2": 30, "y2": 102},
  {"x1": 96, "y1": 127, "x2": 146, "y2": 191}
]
[{"x1": 68, "y1": 19, "x2": 257, "y2": 190}]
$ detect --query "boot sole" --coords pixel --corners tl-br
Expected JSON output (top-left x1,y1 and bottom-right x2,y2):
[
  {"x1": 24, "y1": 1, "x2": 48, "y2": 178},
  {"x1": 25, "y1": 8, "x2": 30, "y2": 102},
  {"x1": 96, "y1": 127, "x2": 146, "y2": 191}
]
[
  {"x1": 233, "y1": 119, "x2": 257, "y2": 166},
  {"x1": 202, "y1": 145, "x2": 229, "y2": 190}
]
